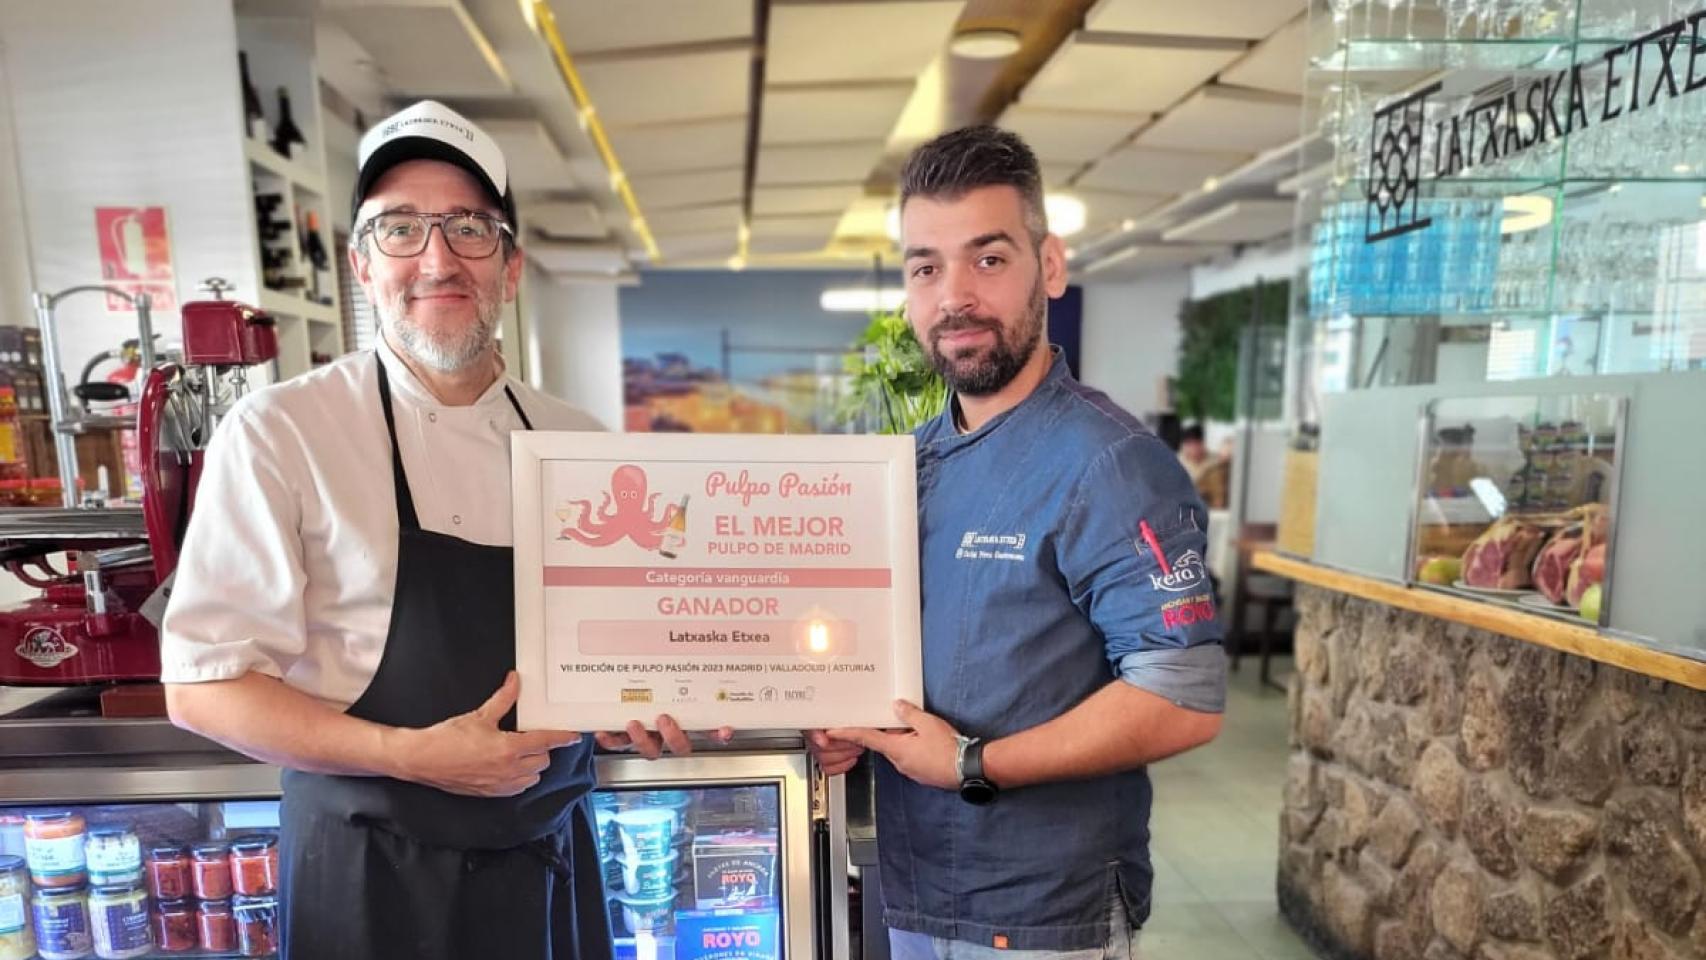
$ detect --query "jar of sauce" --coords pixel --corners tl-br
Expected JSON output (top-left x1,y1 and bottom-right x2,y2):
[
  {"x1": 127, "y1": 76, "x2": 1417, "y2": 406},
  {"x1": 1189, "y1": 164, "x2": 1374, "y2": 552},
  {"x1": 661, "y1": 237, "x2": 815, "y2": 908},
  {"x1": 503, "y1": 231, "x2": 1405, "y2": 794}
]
[
  {"x1": 190, "y1": 842, "x2": 232, "y2": 901},
  {"x1": 24, "y1": 811, "x2": 87, "y2": 889},
  {"x1": 87, "y1": 883, "x2": 151, "y2": 959},
  {"x1": 30, "y1": 884, "x2": 92, "y2": 960},
  {"x1": 195, "y1": 899, "x2": 236, "y2": 953},
  {"x1": 150, "y1": 899, "x2": 196, "y2": 953},
  {"x1": 229, "y1": 835, "x2": 278, "y2": 896},
  {"x1": 232, "y1": 894, "x2": 278, "y2": 956},
  {"x1": 84, "y1": 829, "x2": 142, "y2": 888},
  {"x1": 145, "y1": 845, "x2": 191, "y2": 901},
  {"x1": 0, "y1": 855, "x2": 36, "y2": 960}
]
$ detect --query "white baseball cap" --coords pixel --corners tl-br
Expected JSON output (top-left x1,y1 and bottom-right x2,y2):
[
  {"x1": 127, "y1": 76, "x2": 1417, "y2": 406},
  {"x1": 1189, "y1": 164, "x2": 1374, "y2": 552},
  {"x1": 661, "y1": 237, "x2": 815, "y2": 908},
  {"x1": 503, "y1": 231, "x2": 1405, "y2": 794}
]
[{"x1": 352, "y1": 100, "x2": 515, "y2": 226}]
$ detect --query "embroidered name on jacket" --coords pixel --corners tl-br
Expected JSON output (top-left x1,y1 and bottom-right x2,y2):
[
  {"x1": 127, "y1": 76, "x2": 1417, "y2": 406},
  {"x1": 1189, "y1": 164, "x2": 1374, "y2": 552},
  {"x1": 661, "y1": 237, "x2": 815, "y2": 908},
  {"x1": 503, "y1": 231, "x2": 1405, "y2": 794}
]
[{"x1": 955, "y1": 531, "x2": 1028, "y2": 561}]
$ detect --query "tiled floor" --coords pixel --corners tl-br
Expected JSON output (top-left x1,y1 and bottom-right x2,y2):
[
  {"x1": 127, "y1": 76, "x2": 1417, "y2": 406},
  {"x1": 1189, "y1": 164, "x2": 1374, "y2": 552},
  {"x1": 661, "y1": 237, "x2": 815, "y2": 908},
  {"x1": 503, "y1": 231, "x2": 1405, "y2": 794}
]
[{"x1": 1140, "y1": 656, "x2": 1315, "y2": 960}]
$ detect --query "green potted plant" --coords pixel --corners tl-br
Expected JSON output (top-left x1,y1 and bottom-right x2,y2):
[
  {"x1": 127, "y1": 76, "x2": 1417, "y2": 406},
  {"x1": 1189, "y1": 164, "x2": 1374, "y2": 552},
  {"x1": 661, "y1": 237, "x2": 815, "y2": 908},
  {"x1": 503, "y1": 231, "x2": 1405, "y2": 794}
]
[{"x1": 839, "y1": 309, "x2": 947, "y2": 434}]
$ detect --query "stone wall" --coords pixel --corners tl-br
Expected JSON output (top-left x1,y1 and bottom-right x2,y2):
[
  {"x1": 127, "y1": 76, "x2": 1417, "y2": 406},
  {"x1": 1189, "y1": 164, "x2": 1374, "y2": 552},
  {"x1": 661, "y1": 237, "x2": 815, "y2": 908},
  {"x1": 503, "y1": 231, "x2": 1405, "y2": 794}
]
[{"x1": 1278, "y1": 586, "x2": 1706, "y2": 960}]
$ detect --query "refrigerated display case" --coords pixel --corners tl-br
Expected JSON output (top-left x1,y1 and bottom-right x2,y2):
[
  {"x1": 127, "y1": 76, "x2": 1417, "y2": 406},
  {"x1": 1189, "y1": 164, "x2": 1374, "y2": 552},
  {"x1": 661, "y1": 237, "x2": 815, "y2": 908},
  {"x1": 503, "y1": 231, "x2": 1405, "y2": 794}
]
[{"x1": 0, "y1": 695, "x2": 845, "y2": 960}]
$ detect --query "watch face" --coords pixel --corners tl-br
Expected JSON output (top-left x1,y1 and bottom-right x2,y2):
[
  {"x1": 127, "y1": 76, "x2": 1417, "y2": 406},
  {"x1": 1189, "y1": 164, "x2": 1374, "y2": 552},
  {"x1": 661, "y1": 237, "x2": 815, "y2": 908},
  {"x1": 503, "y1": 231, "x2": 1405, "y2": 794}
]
[{"x1": 960, "y1": 778, "x2": 997, "y2": 806}]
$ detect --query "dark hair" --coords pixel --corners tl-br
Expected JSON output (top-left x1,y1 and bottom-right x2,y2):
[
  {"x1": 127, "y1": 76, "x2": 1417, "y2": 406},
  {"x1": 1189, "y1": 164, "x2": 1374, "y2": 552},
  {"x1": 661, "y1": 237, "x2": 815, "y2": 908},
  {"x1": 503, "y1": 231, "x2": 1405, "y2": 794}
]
[
  {"x1": 1180, "y1": 424, "x2": 1206, "y2": 443},
  {"x1": 898, "y1": 125, "x2": 1048, "y2": 246}
]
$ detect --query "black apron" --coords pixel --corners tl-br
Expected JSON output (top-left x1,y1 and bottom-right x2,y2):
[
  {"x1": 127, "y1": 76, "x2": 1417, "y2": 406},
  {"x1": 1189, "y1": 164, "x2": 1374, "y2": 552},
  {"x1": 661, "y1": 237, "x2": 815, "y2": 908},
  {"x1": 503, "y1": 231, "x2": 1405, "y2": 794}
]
[{"x1": 278, "y1": 359, "x2": 610, "y2": 960}]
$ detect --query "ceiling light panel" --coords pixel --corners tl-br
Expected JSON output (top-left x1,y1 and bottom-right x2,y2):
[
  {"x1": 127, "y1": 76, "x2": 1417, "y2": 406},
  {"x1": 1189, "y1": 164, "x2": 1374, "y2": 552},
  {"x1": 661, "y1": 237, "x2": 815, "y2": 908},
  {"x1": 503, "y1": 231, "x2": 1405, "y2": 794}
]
[
  {"x1": 1023, "y1": 33, "x2": 1247, "y2": 115},
  {"x1": 527, "y1": 240, "x2": 630, "y2": 274},
  {"x1": 544, "y1": 0, "x2": 753, "y2": 55},
  {"x1": 1160, "y1": 199, "x2": 1296, "y2": 243},
  {"x1": 471, "y1": 119, "x2": 579, "y2": 193},
  {"x1": 646, "y1": 202, "x2": 744, "y2": 237},
  {"x1": 632, "y1": 168, "x2": 745, "y2": 211},
  {"x1": 1134, "y1": 86, "x2": 1303, "y2": 154},
  {"x1": 752, "y1": 184, "x2": 864, "y2": 218},
  {"x1": 1077, "y1": 189, "x2": 1171, "y2": 226},
  {"x1": 605, "y1": 117, "x2": 748, "y2": 176},
  {"x1": 1079, "y1": 144, "x2": 1250, "y2": 194},
  {"x1": 578, "y1": 47, "x2": 751, "y2": 127},
  {"x1": 762, "y1": 83, "x2": 913, "y2": 145},
  {"x1": 1086, "y1": 0, "x2": 1308, "y2": 41},
  {"x1": 655, "y1": 230, "x2": 742, "y2": 262},
  {"x1": 1220, "y1": 15, "x2": 1310, "y2": 96},
  {"x1": 528, "y1": 200, "x2": 604, "y2": 238},
  {"x1": 756, "y1": 141, "x2": 888, "y2": 186},
  {"x1": 328, "y1": 1, "x2": 510, "y2": 97},
  {"x1": 767, "y1": 1, "x2": 963, "y2": 84},
  {"x1": 998, "y1": 106, "x2": 1151, "y2": 165}
]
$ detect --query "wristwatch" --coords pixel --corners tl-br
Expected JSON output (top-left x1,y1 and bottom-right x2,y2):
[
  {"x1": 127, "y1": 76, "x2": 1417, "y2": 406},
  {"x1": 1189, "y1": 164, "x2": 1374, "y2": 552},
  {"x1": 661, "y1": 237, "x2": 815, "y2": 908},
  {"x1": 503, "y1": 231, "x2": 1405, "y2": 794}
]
[{"x1": 955, "y1": 735, "x2": 998, "y2": 806}]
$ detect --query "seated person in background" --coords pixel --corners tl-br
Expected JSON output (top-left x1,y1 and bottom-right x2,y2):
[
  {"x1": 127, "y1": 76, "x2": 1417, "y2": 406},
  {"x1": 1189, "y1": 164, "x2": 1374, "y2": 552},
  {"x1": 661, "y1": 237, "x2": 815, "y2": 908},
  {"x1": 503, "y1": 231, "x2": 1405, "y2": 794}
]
[{"x1": 1177, "y1": 424, "x2": 1230, "y2": 509}]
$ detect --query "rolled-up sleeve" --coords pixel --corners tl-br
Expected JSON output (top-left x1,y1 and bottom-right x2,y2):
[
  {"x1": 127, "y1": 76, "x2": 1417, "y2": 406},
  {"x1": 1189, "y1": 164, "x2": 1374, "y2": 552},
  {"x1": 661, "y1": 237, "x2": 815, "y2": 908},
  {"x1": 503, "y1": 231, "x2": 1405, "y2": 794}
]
[
  {"x1": 159, "y1": 407, "x2": 308, "y2": 684},
  {"x1": 1059, "y1": 434, "x2": 1227, "y2": 714}
]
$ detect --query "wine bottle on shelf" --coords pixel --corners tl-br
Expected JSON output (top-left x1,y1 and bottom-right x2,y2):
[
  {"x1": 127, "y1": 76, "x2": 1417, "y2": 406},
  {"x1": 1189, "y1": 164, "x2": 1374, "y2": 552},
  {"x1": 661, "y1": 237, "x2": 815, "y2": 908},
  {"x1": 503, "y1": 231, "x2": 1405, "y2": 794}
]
[
  {"x1": 271, "y1": 87, "x2": 306, "y2": 161},
  {"x1": 239, "y1": 51, "x2": 268, "y2": 141},
  {"x1": 303, "y1": 210, "x2": 333, "y2": 304}
]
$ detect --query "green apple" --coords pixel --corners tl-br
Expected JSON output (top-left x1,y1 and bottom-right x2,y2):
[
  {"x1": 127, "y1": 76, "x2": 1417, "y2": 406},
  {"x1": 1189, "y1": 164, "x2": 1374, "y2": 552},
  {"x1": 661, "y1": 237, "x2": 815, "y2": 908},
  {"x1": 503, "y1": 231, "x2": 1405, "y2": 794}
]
[
  {"x1": 1417, "y1": 556, "x2": 1463, "y2": 586},
  {"x1": 1578, "y1": 584, "x2": 1603, "y2": 624}
]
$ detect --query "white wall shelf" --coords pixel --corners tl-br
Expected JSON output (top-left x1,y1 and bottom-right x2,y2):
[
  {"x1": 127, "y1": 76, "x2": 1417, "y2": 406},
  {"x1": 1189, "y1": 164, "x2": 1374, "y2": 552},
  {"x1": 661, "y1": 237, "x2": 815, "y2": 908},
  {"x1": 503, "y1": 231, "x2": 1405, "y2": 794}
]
[{"x1": 243, "y1": 137, "x2": 326, "y2": 195}]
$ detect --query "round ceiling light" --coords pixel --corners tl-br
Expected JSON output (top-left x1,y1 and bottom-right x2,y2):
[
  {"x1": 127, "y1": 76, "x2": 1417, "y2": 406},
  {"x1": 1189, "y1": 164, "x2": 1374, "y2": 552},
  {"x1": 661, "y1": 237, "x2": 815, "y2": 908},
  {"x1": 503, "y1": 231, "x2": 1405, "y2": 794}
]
[
  {"x1": 1045, "y1": 193, "x2": 1087, "y2": 238},
  {"x1": 950, "y1": 27, "x2": 1022, "y2": 60}
]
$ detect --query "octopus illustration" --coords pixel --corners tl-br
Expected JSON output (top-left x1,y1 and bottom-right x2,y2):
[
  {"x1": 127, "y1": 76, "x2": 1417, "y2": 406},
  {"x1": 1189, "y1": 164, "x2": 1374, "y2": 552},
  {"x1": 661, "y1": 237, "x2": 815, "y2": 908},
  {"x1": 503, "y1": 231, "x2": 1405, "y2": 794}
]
[{"x1": 557, "y1": 464, "x2": 679, "y2": 549}]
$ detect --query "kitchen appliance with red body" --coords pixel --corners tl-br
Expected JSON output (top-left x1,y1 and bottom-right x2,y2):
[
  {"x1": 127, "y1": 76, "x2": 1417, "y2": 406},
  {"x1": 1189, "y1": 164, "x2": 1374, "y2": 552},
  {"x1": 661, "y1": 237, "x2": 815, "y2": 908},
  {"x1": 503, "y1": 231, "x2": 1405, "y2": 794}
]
[{"x1": 0, "y1": 286, "x2": 276, "y2": 685}]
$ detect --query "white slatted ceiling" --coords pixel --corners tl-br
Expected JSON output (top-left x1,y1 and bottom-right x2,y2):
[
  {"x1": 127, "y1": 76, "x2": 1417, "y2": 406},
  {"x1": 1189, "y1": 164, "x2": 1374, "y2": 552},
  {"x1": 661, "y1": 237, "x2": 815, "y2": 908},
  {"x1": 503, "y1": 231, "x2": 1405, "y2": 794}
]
[
  {"x1": 476, "y1": 119, "x2": 578, "y2": 193},
  {"x1": 545, "y1": 0, "x2": 752, "y2": 55},
  {"x1": 1022, "y1": 33, "x2": 1247, "y2": 115},
  {"x1": 1220, "y1": 15, "x2": 1311, "y2": 96},
  {"x1": 327, "y1": 3, "x2": 511, "y2": 97},
  {"x1": 647, "y1": 202, "x2": 744, "y2": 237},
  {"x1": 1078, "y1": 144, "x2": 1251, "y2": 194},
  {"x1": 577, "y1": 46, "x2": 751, "y2": 128},
  {"x1": 1086, "y1": 0, "x2": 1309, "y2": 41},
  {"x1": 998, "y1": 106, "x2": 1151, "y2": 165},
  {"x1": 757, "y1": 141, "x2": 888, "y2": 186},
  {"x1": 760, "y1": 83, "x2": 912, "y2": 145},
  {"x1": 606, "y1": 118, "x2": 748, "y2": 177},
  {"x1": 1160, "y1": 198, "x2": 1296, "y2": 243},
  {"x1": 752, "y1": 183, "x2": 863, "y2": 218},
  {"x1": 633, "y1": 168, "x2": 745, "y2": 211},
  {"x1": 1133, "y1": 86, "x2": 1303, "y2": 154},
  {"x1": 766, "y1": 1, "x2": 963, "y2": 84}
]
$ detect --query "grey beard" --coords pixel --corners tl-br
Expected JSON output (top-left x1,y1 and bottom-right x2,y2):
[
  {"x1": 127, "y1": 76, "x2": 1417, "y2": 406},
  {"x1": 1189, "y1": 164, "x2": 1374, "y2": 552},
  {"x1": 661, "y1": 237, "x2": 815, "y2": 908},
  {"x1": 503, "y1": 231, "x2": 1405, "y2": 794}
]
[{"x1": 381, "y1": 287, "x2": 501, "y2": 373}]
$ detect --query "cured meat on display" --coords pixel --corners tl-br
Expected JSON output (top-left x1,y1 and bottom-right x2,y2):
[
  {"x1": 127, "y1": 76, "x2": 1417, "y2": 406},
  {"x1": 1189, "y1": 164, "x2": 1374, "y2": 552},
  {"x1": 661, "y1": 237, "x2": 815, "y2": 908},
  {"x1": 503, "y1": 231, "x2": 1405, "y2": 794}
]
[{"x1": 1460, "y1": 518, "x2": 1548, "y2": 590}]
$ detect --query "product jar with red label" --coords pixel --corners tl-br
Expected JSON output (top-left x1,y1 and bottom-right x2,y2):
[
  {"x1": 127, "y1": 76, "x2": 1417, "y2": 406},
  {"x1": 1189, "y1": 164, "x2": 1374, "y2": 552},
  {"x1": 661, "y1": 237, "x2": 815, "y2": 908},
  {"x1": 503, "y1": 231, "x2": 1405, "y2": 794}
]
[
  {"x1": 190, "y1": 843, "x2": 232, "y2": 901},
  {"x1": 145, "y1": 845, "x2": 191, "y2": 902},
  {"x1": 228, "y1": 836, "x2": 278, "y2": 897},
  {"x1": 149, "y1": 899, "x2": 195, "y2": 953},
  {"x1": 195, "y1": 900, "x2": 235, "y2": 953}
]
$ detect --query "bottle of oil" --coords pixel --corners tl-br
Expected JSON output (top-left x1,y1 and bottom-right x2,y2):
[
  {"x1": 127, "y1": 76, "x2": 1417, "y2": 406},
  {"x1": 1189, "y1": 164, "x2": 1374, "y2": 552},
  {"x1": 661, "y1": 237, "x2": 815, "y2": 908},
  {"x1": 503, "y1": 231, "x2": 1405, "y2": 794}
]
[{"x1": 658, "y1": 495, "x2": 689, "y2": 558}]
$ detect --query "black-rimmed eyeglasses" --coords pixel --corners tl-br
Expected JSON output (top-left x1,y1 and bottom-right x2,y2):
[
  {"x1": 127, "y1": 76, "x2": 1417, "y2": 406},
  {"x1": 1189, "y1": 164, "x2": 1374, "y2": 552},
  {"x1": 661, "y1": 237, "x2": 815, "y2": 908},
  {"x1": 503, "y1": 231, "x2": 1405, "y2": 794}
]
[{"x1": 357, "y1": 212, "x2": 514, "y2": 259}]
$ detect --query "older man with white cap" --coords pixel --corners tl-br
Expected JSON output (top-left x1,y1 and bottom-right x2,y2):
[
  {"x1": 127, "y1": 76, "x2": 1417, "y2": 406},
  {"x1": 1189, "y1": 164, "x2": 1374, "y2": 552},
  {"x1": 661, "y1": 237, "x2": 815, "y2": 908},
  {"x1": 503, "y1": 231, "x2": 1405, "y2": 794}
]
[{"x1": 161, "y1": 100, "x2": 708, "y2": 959}]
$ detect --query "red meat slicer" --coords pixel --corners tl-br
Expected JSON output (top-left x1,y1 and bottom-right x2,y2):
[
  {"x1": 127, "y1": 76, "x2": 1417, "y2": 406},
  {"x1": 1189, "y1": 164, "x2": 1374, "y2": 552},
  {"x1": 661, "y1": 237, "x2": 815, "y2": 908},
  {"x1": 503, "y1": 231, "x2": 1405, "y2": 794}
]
[{"x1": 0, "y1": 281, "x2": 277, "y2": 685}]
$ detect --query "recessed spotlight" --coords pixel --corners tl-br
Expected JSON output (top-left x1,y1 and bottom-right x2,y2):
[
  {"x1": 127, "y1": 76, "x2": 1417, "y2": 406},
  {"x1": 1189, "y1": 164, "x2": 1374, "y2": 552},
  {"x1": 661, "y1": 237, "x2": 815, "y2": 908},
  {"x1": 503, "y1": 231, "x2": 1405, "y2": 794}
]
[{"x1": 949, "y1": 27, "x2": 1022, "y2": 60}]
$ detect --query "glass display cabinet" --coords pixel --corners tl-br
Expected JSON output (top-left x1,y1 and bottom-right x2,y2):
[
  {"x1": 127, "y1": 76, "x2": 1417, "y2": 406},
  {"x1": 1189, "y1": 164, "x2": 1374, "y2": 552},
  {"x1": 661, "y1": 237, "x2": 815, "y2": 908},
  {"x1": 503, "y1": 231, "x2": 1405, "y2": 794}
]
[{"x1": 1286, "y1": 0, "x2": 1706, "y2": 655}]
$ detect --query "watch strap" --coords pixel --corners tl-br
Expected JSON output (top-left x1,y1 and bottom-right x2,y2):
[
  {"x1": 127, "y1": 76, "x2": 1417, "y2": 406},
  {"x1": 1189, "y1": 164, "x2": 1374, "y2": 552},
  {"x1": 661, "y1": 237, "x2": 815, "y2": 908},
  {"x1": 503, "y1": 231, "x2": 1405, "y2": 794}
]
[{"x1": 960, "y1": 737, "x2": 986, "y2": 782}]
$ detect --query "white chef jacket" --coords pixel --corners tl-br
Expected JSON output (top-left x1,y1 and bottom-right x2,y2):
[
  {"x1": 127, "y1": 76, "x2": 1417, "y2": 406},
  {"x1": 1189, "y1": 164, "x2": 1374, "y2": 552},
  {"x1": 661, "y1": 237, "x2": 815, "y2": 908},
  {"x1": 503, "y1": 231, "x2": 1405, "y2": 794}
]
[{"x1": 159, "y1": 338, "x2": 604, "y2": 709}]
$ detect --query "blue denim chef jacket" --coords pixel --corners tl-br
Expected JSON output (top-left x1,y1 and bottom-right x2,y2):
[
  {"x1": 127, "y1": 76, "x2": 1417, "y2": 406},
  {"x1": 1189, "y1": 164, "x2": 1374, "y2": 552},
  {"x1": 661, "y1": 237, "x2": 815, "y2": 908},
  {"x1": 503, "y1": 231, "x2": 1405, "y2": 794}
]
[{"x1": 876, "y1": 351, "x2": 1225, "y2": 951}]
